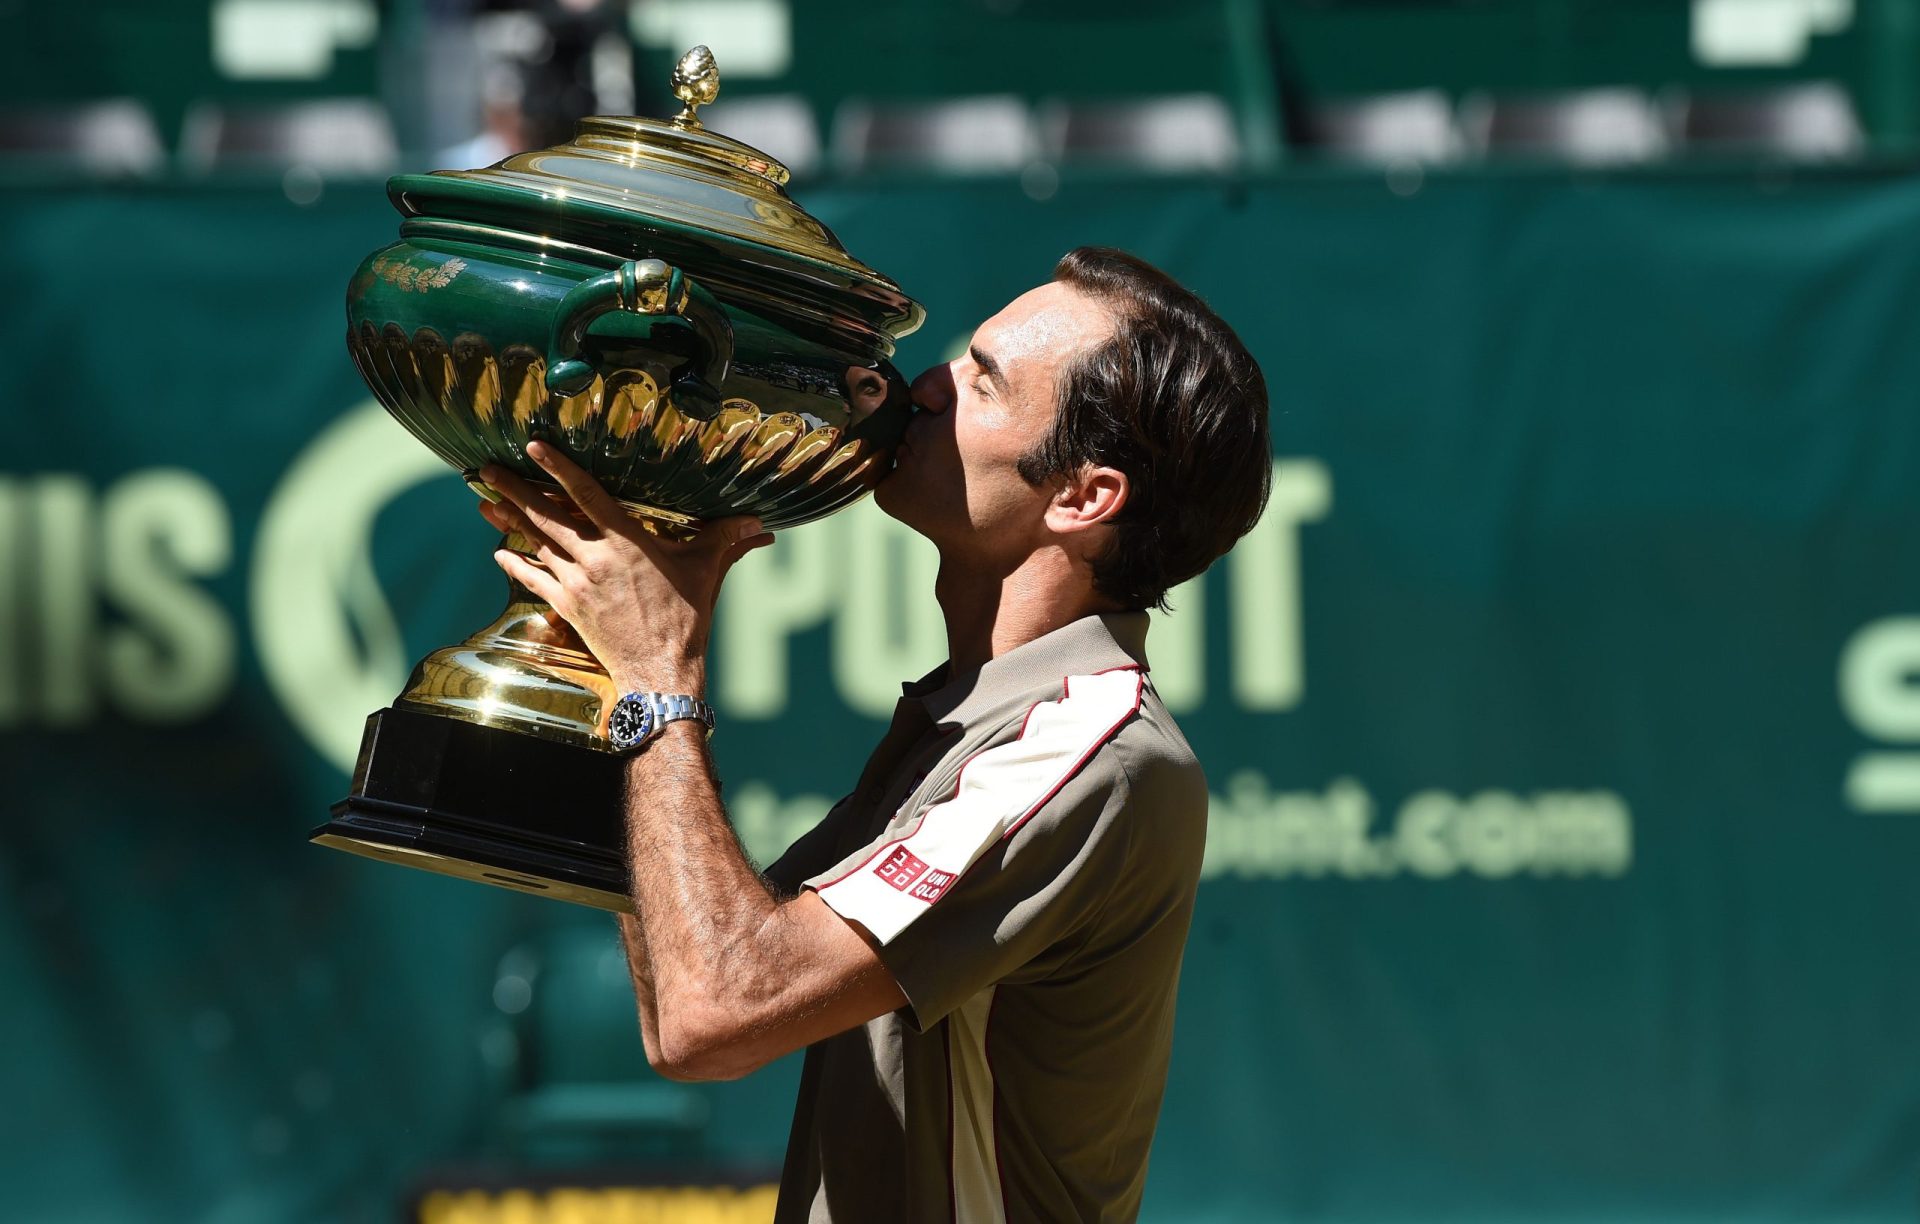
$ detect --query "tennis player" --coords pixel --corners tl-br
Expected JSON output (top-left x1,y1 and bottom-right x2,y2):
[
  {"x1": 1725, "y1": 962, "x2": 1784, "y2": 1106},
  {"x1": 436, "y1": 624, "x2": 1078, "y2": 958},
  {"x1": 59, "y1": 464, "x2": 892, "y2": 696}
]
[{"x1": 479, "y1": 247, "x2": 1271, "y2": 1222}]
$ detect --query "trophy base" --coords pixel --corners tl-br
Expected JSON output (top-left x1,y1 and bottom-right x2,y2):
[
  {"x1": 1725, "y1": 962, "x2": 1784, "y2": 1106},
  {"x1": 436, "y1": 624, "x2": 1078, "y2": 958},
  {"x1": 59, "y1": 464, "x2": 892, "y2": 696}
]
[{"x1": 313, "y1": 705, "x2": 633, "y2": 913}]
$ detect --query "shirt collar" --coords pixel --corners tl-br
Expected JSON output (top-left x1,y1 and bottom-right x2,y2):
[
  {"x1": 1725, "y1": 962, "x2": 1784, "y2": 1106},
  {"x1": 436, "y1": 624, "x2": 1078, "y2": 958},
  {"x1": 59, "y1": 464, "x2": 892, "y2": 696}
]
[{"x1": 903, "y1": 611, "x2": 1151, "y2": 727}]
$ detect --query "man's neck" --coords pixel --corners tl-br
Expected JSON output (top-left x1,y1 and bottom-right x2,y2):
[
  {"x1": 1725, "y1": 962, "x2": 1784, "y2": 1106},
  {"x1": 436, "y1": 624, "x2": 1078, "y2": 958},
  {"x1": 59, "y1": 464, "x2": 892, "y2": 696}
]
[{"x1": 934, "y1": 547, "x2": 1118, "y2": 675}]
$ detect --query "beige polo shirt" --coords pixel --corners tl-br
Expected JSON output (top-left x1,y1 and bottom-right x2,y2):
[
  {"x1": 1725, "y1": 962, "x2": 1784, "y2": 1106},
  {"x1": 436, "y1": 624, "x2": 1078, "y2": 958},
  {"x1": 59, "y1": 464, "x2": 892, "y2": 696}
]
[{"x1": 763, "y1": 612, "x2": 1209, "y2": 1223}]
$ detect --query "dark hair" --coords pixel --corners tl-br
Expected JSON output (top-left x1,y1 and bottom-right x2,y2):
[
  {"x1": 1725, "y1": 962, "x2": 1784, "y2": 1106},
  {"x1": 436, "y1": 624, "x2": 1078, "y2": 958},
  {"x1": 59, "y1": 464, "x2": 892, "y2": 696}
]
[{"x1": 1016, "y1": 247, "x2": 1272, "y2": 611}]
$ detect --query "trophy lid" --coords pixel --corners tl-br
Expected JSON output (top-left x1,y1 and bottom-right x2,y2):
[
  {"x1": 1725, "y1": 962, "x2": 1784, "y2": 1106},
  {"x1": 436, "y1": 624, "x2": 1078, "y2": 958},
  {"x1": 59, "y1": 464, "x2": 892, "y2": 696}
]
[{"x1": 385, "y1": 46, "x2": 923, "y2": 345}]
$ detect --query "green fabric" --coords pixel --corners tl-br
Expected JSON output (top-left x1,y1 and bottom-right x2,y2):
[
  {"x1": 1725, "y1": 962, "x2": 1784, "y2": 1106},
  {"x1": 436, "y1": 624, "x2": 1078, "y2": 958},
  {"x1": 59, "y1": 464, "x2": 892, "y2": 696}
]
[{"x1": 1, "y1": 167, "x2": 1918, "y2": 1221}]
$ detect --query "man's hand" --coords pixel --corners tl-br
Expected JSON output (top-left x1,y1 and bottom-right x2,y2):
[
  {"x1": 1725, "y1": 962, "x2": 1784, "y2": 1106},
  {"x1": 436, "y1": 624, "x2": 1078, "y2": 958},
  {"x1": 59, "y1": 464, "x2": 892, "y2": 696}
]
[{"x1": 477, "y1": 441, "x2": 773, "y2": 694}]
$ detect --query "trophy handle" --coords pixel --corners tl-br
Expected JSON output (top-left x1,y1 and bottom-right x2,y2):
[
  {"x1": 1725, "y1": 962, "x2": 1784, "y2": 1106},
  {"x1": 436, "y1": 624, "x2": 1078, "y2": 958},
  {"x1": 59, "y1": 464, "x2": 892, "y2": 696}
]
[{"x1": 545, "y1": 258, "x2": 734, "y2": 418}]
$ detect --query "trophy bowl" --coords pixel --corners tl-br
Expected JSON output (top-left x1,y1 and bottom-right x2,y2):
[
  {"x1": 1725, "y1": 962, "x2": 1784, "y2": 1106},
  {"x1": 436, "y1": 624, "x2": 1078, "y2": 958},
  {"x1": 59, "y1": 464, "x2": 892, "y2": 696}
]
[{"x1": 311, "y1": 48, "x2": 924, "y2": 911}]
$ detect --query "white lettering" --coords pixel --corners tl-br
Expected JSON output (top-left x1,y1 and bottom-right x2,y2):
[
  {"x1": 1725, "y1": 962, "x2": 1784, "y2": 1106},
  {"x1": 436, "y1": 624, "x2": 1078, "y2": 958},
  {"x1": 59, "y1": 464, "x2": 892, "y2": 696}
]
[
  {"x1": 1200, "y1": 773, "x2": 1632, "y2": 879},
  {"x1": 710, "y1": 457, "x2": 1329, "y2": 722},
  {"x1": 744, "y1": 774, "x2": 1628, "y2": 882},
  {"x1": 1531, "y1": 791, "x2": 1634, "y2": 875},
  {"x1": 1840, "y1": 617, "x2": 1920, "y2": 740},
  {"x1": 101, "y1": 470, "x2": 235, "y2": 722},
  {"x1": 0, "y1": 479, "x2": 20, "y2": 722},
  {"x1": 1147, "y1": 576, "x2": 1204, "y2": 713},
  {"x1": 1396, "y1": 791, "x2": 1458, "y2": 878},
  {"x1": 1229, "y1": 459, "x2": 1331, "y2": 710},
  {"x1": 1455, "y1": 790, "x2": 1531, "y2": 878},
  {"x1": 1839, "y1": 617, "x2": 1920, "y2": 812},
  {"x1": 1846, "y1": 754, "x2": 1920, "y2": 813},
  {"x1": 715, "y1": 515, "x2": 837, "y2": 717}
]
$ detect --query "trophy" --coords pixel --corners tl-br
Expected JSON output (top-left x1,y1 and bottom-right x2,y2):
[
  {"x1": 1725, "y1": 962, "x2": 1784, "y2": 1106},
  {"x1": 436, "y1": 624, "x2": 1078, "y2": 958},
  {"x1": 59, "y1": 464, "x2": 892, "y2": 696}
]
[{"x1": 310, "y1": 48, "x2": 924, "y2": 911}]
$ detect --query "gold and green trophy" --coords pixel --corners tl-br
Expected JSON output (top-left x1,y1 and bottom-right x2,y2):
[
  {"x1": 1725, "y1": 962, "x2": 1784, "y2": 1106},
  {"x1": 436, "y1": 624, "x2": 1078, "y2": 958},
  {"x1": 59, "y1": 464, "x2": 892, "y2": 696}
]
[{"x1": 310, "y1": 49, "x2": 924, "y2": 911}]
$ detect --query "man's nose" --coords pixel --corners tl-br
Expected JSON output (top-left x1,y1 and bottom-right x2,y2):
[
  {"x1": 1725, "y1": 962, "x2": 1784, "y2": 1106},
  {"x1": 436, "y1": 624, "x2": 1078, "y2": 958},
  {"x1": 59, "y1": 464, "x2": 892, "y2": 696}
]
[{"x1": 909, "y1": 362, "x2": 955, "y2": 414}]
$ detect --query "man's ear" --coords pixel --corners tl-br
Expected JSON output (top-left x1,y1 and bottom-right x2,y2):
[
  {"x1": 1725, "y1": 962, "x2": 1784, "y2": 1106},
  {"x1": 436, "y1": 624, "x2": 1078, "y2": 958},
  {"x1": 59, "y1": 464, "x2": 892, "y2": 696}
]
[{"x1": 1045, "y1": 464, "x2": 1129, "y2": 535}]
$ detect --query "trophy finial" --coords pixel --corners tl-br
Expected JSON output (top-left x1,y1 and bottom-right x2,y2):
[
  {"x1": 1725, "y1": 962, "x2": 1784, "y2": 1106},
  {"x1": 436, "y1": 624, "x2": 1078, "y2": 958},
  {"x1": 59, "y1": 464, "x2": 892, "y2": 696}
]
[{"x1": 670, "y1": 46, "x2": 720, "y2": 127}]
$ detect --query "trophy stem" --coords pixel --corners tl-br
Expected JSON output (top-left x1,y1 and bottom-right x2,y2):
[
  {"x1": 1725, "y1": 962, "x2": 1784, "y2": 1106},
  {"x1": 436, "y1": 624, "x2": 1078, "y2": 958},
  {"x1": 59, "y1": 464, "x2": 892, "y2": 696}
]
[{"x1": 394, "y1": 530, "x2": 619, "y2": 750}]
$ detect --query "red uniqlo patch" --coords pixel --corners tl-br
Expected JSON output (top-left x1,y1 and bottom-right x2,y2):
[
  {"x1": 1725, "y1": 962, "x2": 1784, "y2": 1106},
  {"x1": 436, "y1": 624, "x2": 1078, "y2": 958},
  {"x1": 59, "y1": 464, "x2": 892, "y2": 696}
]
[
  {"x1": 874, "y1": 846, "x2": 929, "y2": 891},
  {"x1": 907, "y1": 870, "x2": 957, "y2": 904}
]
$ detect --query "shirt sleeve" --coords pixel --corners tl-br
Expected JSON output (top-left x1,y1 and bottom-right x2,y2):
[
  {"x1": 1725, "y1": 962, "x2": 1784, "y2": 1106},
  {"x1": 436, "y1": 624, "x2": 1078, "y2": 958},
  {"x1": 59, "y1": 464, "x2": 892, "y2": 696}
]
[{"x1": 801, "y1": 668, "x2": 1149, "y2": 1029}]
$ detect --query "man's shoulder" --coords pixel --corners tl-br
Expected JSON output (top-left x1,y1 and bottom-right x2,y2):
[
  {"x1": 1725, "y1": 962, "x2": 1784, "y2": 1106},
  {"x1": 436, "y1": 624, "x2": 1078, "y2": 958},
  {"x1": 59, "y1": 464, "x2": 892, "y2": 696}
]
[
  {"x1": 1099, "y1": 672, "x2": 1202, "y2": 787},
  {"x1": 1037, "y1": 668, "x2": 1208, "y2": 860},
  {"x1": 954, "y1": 663, "x2": 1207, "y2": 842},
  {"x1": 1070, "y1": 673, "x2": 1209, "y2": 915},
  {"x1": 983, "y1": 664, "x2": 1200, "y2": 787},
  {"x1": 1127, "y1": 674, "x2": 1201, "y2": 762}
]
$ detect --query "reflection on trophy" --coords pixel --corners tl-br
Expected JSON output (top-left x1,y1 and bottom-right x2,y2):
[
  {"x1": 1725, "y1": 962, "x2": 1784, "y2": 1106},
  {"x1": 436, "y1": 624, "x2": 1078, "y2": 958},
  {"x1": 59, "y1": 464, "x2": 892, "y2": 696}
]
[{"x1": 310, "y1": 47, "x2": 924, "y2": 912}]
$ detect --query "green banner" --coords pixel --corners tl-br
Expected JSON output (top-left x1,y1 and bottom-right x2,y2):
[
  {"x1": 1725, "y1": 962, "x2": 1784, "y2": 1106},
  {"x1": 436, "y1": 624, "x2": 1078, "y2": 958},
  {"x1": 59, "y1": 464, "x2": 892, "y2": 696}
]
[{"x1": 2, "y1": 167, "x2": 1918, "y2": 1222}]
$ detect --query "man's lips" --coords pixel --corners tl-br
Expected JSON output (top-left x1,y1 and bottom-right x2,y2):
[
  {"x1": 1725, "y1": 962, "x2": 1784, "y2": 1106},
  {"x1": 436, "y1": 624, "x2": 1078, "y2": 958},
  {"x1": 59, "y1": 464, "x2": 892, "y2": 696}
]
[
  {"x1": 895, "y1": 418, "x2": 926, "y2": 463},
  {"x1": 880, "y1": 436, "x2": 911, "y2": 477}
]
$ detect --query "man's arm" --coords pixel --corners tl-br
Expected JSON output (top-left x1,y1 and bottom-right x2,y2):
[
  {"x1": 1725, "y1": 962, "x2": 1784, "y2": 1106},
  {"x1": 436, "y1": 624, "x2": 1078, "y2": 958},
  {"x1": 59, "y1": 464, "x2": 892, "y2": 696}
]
[
  {"x1": 618, "y1": 722, "x2": 904, "y2": 1081},
  {"x1": 615, "y1": 914, "x2": 663, "y2": 1067},
  {"x1": 478, "y1": 444, "x2": 905, "y2": 1082}
]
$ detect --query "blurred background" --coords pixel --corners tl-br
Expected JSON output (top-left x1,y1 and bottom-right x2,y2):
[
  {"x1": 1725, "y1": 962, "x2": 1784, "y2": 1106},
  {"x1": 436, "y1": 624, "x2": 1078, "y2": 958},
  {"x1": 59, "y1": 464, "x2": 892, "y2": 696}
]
[{"x1": 3, "y1": 0, "x2": 1919, "y2": 1221}]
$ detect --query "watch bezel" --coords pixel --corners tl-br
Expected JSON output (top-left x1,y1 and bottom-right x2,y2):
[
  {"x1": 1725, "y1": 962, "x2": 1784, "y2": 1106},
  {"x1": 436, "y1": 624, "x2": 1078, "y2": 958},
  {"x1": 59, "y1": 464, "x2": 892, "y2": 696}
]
[{"x1": 608, "y1": 693, "x2": 655, "y2": 751}]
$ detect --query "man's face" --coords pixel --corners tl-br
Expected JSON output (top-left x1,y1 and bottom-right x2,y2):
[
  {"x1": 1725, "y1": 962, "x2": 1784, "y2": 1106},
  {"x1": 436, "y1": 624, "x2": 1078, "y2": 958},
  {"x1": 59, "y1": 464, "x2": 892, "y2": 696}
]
[{"x1": 877, "y1": 281, "x2": 1113, "y2": 563}]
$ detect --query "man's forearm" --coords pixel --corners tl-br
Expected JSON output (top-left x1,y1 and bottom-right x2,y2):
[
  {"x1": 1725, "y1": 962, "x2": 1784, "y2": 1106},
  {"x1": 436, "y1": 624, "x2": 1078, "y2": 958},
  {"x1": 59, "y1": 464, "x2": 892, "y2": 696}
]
[
  {"x1": 619, "y1": 711, "x2": 910, "y2": 1081},
  {"x1": 616, "y1": 914, "x2": 664, "y2": 1064},
  {"x1": 621, "y1": 720, "x2": 790, "y2": 1065}
]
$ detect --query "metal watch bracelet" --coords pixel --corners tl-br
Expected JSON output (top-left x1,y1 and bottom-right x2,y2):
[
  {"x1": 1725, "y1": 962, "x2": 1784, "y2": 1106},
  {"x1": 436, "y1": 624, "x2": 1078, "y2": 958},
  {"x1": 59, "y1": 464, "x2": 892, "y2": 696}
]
[{"x1": 608, "y1": 691, "x2": 716, "y2": 753}]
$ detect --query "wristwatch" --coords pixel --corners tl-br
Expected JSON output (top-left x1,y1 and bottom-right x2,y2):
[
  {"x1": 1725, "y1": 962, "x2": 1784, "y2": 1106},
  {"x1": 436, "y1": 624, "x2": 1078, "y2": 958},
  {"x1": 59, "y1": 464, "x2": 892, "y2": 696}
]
[{"x1": 607, "y1": 691, "x2": 717, "y2": 753}]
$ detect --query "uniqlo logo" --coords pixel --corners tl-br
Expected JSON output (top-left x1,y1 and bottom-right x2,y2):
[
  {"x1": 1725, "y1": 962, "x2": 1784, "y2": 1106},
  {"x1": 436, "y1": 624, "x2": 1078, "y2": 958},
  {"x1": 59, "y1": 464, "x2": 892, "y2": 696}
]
[
  {"x1": 907, "y1": 870, "x2": 957, "y2": 904},
  {"x1": 874, "y1": 846, "x2": 929, "y2": 891}
]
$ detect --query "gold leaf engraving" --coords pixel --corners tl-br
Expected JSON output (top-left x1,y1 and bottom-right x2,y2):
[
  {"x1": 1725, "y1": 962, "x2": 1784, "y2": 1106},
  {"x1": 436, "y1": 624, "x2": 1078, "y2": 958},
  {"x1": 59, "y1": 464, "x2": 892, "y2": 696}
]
[
  {"x1": 371, "y1": 254, "x2": 469, "y2": 293},
  {"x1": 422, "y1": 258, "x2": 468, "y2": 290}
]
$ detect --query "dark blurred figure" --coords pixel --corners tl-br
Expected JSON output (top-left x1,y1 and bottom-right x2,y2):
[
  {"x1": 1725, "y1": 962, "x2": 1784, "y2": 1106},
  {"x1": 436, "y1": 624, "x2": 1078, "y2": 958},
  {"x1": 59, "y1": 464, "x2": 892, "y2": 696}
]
[
  {"x1": 504, "y1": 0, "x2": 622, "y2": 147},
  {"x1": 435, "y1": 0, "x2": 627, "y2": 168}
]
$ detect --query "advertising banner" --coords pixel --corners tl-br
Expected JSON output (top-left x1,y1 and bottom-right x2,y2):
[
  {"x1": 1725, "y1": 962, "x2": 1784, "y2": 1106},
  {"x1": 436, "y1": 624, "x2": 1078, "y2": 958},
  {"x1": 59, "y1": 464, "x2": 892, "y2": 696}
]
[{"x1": 2, "y1": 168, "x2": 1917, "y2": 1221}]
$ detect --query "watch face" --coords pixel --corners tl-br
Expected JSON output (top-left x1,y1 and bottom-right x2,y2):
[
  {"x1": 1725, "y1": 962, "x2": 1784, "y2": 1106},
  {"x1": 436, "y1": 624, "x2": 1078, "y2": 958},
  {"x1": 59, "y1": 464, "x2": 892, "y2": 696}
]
[{"x1": 609, "y1": 695, "x2": 653, "y2": 749}]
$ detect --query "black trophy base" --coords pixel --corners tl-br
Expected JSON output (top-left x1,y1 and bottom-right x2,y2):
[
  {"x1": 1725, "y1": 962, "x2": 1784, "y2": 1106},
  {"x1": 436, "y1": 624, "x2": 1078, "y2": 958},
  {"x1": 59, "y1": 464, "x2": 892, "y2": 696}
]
[{"x1": 313, "y1": 706, "x2": 632, "y2": 912}]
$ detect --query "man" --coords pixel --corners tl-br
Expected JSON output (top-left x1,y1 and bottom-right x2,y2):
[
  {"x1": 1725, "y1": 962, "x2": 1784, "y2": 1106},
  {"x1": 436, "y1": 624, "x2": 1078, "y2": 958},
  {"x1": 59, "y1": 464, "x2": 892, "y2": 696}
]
[{"x1": 478, "y1": 247, "x2": 1272, "y2": 1221}]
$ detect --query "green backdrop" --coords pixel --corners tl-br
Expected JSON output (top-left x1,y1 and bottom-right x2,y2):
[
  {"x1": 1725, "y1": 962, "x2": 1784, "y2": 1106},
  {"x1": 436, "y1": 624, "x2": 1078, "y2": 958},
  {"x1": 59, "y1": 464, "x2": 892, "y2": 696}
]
[{"x1": 2, "y1": 163, "x2": 1918, "y2": 1222}]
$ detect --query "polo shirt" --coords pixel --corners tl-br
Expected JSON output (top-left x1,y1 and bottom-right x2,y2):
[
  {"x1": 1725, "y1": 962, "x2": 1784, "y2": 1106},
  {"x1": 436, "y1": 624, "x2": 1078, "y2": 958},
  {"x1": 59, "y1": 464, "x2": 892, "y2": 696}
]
[{"x1": 763, "y1": 611, "x2": 1209, "y2": 1223}]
